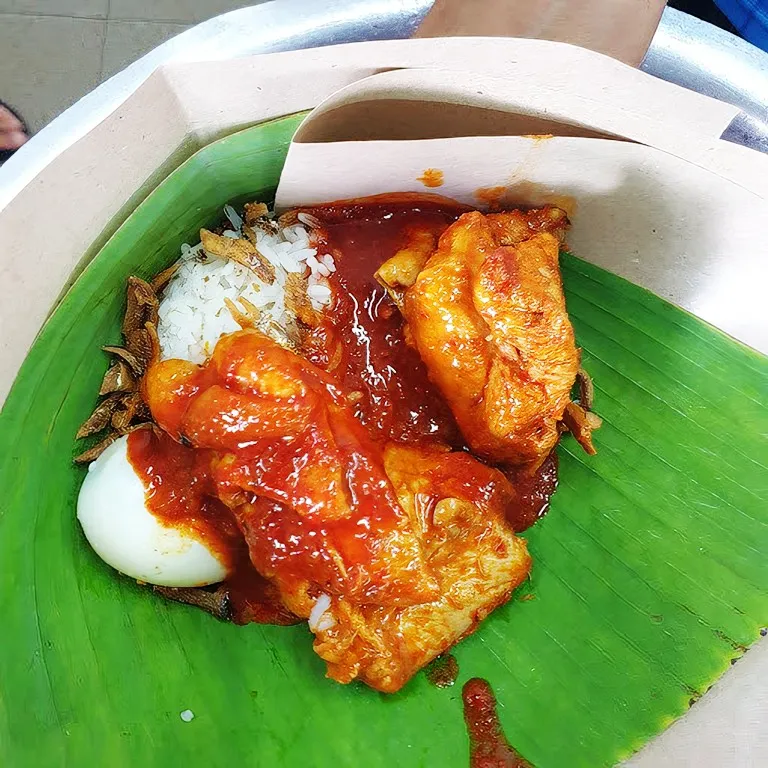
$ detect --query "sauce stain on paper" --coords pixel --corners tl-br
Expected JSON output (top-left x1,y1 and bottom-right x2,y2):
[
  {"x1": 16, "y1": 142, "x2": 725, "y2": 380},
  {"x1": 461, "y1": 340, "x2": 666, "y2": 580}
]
[
  {"x1": 417, "y1": 168, "x2": 445, "y2": 188},
  {"x1": 474, "y1": 181, "x2": 577, "y2": 218}
]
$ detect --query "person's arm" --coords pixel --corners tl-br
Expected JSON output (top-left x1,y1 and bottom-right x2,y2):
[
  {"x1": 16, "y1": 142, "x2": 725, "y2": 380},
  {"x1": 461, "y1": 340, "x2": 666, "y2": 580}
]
[{"x1": 415, "y1": 0, "x2": 667, "y2": 66}]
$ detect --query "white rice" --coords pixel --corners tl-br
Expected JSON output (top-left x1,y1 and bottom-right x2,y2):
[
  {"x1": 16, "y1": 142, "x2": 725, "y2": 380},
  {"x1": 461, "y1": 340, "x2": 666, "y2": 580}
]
[
  {"x1": 157, "y1": 206, "x2": 335, "y2": 364},
  {"x1": 308, "y1": 593, "x2": 336, "y2": 632},
  {"x1": 156, "y1": 209, "x2": 340, "y2": 637}
]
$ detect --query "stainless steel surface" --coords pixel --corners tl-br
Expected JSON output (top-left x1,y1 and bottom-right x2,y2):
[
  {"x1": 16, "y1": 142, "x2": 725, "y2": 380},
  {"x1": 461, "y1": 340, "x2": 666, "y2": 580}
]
[
  {"x1": 643, "y1": 6, "x2": 768, "y2": 117},
  {"x1": 641, "y1": 6, "x2": 768, "y2": 153},
  {"x1": 721, "y1": 111, "x2": 768, "y2": 153},
  {"x1": 3, "y1": 1, "x2": 768, "y2": 210}
]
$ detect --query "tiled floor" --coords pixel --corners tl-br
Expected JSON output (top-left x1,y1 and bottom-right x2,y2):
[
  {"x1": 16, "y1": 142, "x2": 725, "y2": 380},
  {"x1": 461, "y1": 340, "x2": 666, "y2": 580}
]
[{"x1": 0, "y1": 0, "x2": 262, "y2": 133}]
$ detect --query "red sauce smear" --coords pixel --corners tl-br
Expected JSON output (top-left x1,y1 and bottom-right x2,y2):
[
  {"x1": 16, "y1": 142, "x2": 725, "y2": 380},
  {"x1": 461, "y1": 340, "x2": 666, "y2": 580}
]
[
  {"x1": 425, "y1": 654, "x2": 459, "y2": 688},
  {"x1": 126, "y1": 427, "x2": 239, "y2": 568},
  {"x1": 474, "y1": 186, "x2": 508, "y2": 210},
  {"x1": 304, "y1": 196, "x2": 466, "y2": 446},
  {"x1": 126, "y1": 428, "x2": 299, "y2": 625},
  {"x1": 131, "y1": 194, "x2": 560, "y2": 622},
  {"x1": 505, "y1": 451, "x2": 559, "y2": 532},
  {"x1": 463, "y1": 678, "x2": 532, "y2": 768},
  {"x1": 417, "y1": 168, "x2": 445, "y2": 188},
  {"x1": 225, "y1": 551, "x2": 301, "y2": 625}
]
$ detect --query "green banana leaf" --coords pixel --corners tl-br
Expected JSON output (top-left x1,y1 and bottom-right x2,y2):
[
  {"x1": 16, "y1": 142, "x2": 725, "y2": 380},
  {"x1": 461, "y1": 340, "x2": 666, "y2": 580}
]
[{"x1": 1, "y1": 113, "x2": 766, "y2": 768}]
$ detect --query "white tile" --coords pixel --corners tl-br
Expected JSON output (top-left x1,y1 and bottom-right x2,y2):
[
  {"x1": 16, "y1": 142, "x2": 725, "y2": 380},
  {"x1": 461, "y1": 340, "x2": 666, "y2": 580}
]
[
  {"x1": 108, "y1": 0, "x2": 259, "y2": 24},
  {"x1": 0, "y1": 14, "x2": 106, "y2": 132},
  {"x1": 101, "y1": 20, "x2": 190, "y2": 80},
  {"x1": 0, "y1": 0, "x2": 108, "y2": 18}
]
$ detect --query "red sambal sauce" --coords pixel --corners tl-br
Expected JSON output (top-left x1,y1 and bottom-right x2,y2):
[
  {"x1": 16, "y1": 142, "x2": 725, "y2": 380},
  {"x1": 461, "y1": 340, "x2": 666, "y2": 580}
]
[
  {"x1": 302, "y1": 195, "x2": 468, "y2": 447},
  {"x1": 126, "y1": 427, "x2": 240, "y2": 569},
  {"x1": 225, "y1": 549, "x2": 302, "y2": 626},
  {"x1": 302, "y1": 195, "x2": 559, "y2": 532},
  {"x1": 462, "y1": 678, "x2": 532, "y2": 768},
  {"x1": 126, "y1": 428, "x2": 298, "y2": 626},
  {"x1": 127, "y1": 194, "x2": 561, "y2": 624},
  {"x1": 425, "y1": 653, "x2": 460, "y2": 688},
  {"x1": 505, "y1": 451, "x2": 559, "y2": 533}
]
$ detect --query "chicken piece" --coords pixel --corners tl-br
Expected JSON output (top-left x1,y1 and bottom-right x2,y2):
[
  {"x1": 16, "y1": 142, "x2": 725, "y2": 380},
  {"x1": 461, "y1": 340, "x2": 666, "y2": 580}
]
[
  {"x1": 374, "y1": 226, "x2": 439, "y2": 309},
  {"x1": 486, "y1": 205, "x2": 569, "y2": 246},
  {"x1": 397, "y1": 208, "x2": 579, "y2": 468},
  {"x1": 248, "y1": 443, "x2": 530, "y2": 693},
  {"x1": 143, "y1": 329, "x2": 439, "y2": 607},
  {"x1": 145, "y1": 330, "x2": 531, "y2": 692}
]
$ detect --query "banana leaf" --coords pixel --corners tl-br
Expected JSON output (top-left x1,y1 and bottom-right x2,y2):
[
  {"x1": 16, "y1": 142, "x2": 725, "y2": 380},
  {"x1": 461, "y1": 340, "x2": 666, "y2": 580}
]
[{"x1": 0, "y1": 113, "x2": 765, "y2": 768}]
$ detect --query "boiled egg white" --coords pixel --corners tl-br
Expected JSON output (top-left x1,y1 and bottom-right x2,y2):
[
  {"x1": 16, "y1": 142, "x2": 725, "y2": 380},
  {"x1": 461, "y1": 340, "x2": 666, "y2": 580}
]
[{"x1": 77, "y1": 435, "x2": 228, "y2": 587}]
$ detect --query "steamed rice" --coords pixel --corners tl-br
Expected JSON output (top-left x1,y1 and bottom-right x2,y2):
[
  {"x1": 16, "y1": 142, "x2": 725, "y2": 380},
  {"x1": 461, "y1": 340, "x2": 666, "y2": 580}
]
[
  {"x1": 308, "y1": 593, "x2": 336, "y2": 632},
  {"x1": 157, "y1": 206, "x2": 334, "y2": 363}
]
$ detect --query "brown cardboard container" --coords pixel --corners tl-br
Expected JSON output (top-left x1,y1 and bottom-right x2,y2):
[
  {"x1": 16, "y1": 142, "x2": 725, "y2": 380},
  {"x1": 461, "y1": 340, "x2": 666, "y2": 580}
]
[{"x1": 0, "y1": 38, "x2": 748, "y2": 404}]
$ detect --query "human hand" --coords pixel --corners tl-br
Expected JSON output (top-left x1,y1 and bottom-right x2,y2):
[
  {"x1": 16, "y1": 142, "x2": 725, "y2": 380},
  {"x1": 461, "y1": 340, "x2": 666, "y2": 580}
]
[{"x1": 0, "y1": 104, "x2": 28, "y2": 153}]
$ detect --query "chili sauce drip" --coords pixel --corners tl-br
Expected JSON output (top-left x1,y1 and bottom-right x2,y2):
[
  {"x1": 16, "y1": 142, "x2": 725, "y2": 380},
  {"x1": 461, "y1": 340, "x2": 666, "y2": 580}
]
[
  {"x1": 462, "y1": 678, "x2": 532, "y2": 768},
  {"x1": 504, "y1": 451, "x2": 559, "y2": 532},
  {"x1": 425, "y1": 654, "x2": 459, "y2": 688}
]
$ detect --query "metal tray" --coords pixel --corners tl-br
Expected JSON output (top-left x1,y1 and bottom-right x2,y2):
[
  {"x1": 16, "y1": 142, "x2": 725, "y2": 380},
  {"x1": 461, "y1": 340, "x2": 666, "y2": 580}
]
[{"x1": 1, "y1": 2, "x2": 767, "y2": 209}]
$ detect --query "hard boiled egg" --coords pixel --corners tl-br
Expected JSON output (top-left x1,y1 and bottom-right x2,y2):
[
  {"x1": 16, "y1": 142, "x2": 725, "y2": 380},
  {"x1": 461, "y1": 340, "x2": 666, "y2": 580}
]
[{"x1": 77, "y1": 435, "x2": 228, "y2": 587}]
